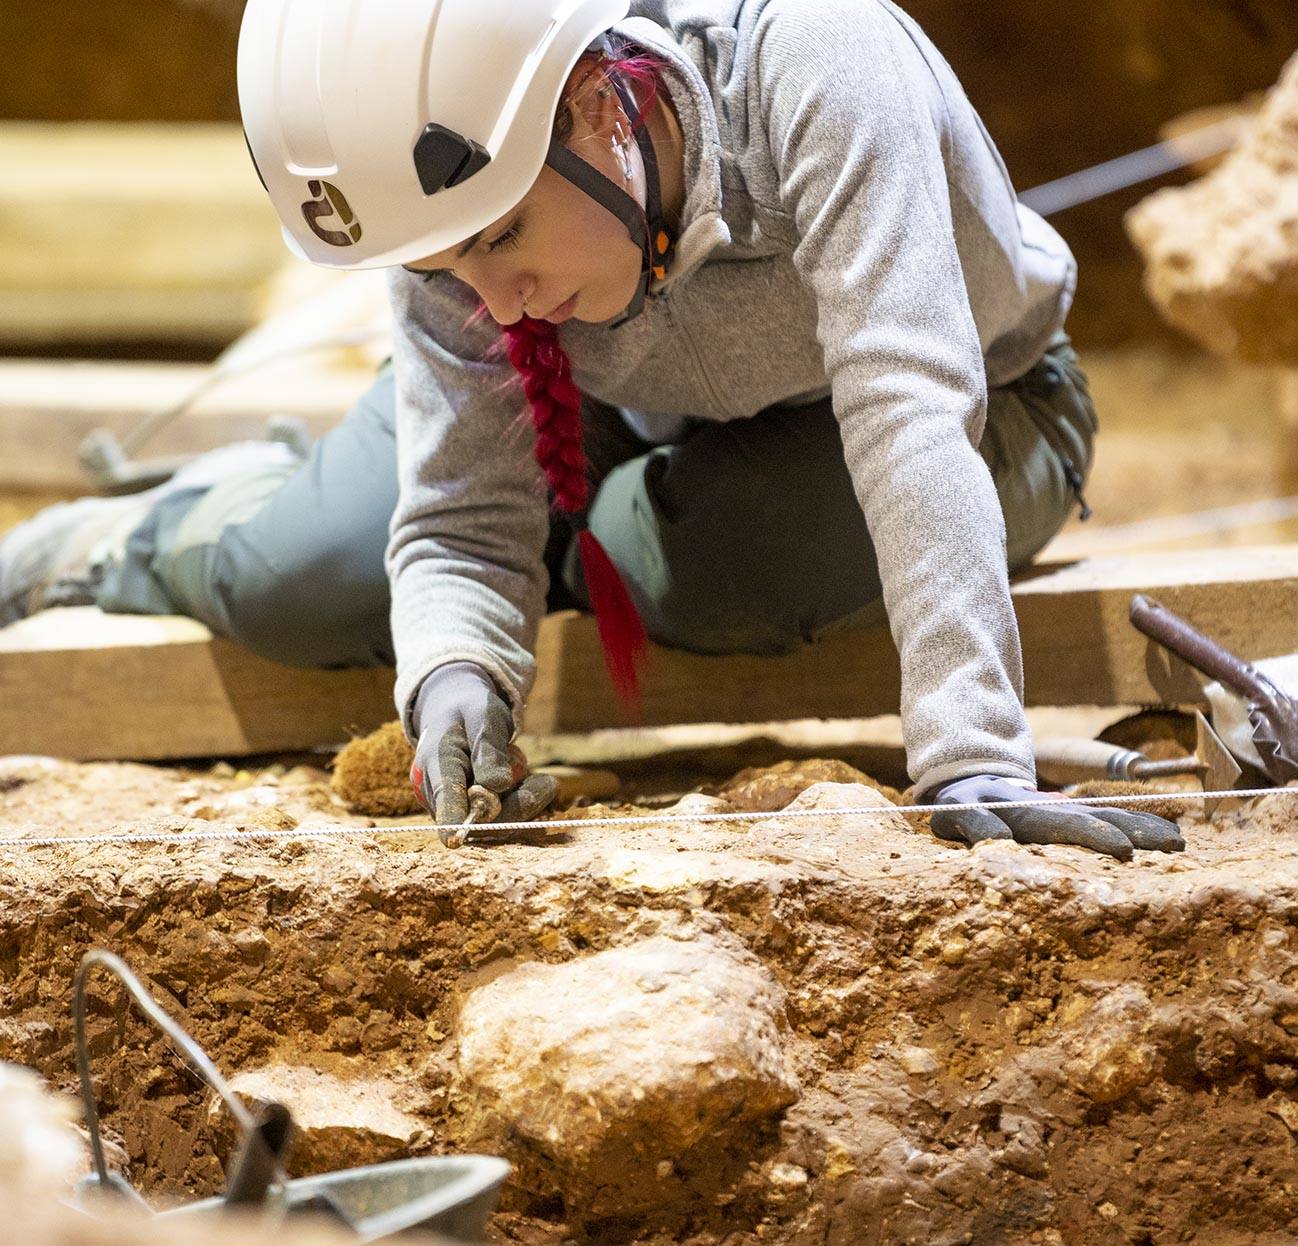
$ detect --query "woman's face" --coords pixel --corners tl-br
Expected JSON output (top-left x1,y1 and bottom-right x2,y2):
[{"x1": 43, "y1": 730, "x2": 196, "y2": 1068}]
[{"x1": 404, "y1": 66, "x2": 647, "y2": 326}]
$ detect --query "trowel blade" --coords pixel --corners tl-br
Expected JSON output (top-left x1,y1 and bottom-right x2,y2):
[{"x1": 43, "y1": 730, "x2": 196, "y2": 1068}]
[{"x1": 1193, "y1": 709, "x2": 1242, "y2": 819}]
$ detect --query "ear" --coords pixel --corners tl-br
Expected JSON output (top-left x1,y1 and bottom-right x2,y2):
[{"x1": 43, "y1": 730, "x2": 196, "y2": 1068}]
[{"x1": 563, "y1": 55, "x2": 622, "y2": 140}]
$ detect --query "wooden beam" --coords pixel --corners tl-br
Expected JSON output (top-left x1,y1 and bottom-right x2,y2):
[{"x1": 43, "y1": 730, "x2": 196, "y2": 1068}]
[
  {"x1": 2, "y1": 546, "x2": 1296, "y2": 760},
  {"x1": 0, "y1": 359, "x2": 373, "y2": 490},
  {"x1": 523, "y1": 544, "x2": 1298, "y2": 732},
  {"x1": 0, "y1": 122, "x2": 286, "y2": 345},
  {"x1": 0, "y1": 608, "x2": 395, "y2": 761}
]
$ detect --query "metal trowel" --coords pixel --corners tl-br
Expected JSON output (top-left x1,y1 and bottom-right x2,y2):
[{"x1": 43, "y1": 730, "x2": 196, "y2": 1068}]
[{"x1": 70, "y1": 949, "x2": 508, "y2": 1241}]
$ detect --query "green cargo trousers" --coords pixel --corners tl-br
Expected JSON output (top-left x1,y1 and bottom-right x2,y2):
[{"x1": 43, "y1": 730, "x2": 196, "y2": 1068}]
[{"x1": 95, "y1": 336, "x2": 1096, "y2": 669}]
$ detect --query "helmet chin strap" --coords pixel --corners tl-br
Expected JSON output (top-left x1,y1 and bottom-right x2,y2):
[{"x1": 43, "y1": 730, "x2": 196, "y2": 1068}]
[{"x1": 544, "y1": 71, "x2": 674, "y2": 327}]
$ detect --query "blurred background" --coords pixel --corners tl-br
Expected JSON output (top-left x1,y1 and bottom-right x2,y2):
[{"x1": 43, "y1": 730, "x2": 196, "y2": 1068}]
[{"x1": 3, "y1": 0, "x2": 1298, "y2": 553}]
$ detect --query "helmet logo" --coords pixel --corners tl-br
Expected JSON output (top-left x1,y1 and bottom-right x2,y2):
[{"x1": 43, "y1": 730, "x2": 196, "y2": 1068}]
[{"x1": 301, "y1": 180, "x2": 363, "y2": 247}]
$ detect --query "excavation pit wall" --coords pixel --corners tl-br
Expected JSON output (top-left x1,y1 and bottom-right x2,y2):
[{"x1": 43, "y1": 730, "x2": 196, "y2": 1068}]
[{"x1": 2, "y1": 759, "x2": 1298, "y2": 1244}]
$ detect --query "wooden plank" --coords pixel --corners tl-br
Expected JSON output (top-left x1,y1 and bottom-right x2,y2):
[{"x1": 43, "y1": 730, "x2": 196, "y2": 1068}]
[
  {"x1": 0, "y1": 359, "x2": 373, "y2": 490},
  {"x1": 0, "y1": 608, "x2": 395, "y2": 761},
  {"x1": 523, "y1": 544, "x2": 1298, "y2": 732},
  {"x1": 0, "y1": 122, "x2": 286, "y2": 345},
  {"x1": 2, "y1": 546, "x2": 1297, "y2": 760}
]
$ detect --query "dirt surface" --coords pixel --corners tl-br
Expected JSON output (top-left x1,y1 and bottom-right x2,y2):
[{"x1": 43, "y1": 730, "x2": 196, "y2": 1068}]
[{"x1": 2, "y1": 747, "x2": 1298, "y2": 1244}]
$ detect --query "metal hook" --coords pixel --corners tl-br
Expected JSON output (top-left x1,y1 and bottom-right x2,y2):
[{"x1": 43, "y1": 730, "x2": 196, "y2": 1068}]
[{"x1": 74, "y1": 949, "x2": 263, "y2": 1201}]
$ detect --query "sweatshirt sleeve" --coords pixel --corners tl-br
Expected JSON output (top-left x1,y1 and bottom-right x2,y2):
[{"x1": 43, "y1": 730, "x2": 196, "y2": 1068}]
[
  {"x1": 384, "y1": 268, "x2": 550, "y2": 739},
  {"x1": 752, "y1": 0, "x2": 1036, "y2": 793}
]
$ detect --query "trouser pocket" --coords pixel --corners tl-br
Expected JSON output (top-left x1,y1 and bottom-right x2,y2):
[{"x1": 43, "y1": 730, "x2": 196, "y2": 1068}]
[
  {"x1": 1012, "y1": 337, "x2": 1097, "y2": 521},
  {"x1": 983, "y1": 334, "x2": 1099, "y2": 568}
]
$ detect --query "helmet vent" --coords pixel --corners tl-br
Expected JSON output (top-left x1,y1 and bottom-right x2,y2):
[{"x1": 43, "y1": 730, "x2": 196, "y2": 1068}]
[{"x1": 413, "y1": 123, "x2": 491, "y2": 195}]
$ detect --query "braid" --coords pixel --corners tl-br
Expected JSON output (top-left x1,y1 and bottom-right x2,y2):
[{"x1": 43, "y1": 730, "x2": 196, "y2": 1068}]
[
  {"x1": 502, "y1": 318, "x2": 589, "y2": 515},
  {"x1": 501, "y1": 316, "x2": 646, "y2": 709}
]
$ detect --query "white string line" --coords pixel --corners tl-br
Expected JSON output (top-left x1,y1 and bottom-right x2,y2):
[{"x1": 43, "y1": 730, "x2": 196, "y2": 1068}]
[{"x1": 0, "y1": 786, "x2": 1291, "y2": 852}]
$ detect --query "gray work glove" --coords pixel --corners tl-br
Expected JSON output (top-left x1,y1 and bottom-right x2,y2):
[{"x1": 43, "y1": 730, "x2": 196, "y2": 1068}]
[
  {"x1": 410, "y1": 662, "x2": 559, "y2": 829},
  {"x1": 928, "y1": 774, "x2": 1185, "y2": 861}
]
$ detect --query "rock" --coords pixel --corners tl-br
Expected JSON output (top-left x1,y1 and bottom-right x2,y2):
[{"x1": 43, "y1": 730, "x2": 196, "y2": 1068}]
[
  {"x1": 222, "y1": 1065, "x2": 423, "y2": 1173},
  {"x1": 0, "y1": 1063, "x2": 83, "y2": 1203},
  {"x1": 717, "y1": 759, "x2": 902, "y2": 812},
  {"x1": 1060, "y1": 987, "x2": 1161, "y2": 1104},
  {"x1": 239, "y1": 806, "x2": 300, "y2": 832},
  {"x1": 183, "y1": 785, "x2": 300, "y2": 830},
  {"x1": 0, "y1": 756, "x2": 63, "y2": 777},
  {"x1": 1128, "y1": 54, "x2": 1298, "y2": 364},
  {"x1": 665, "y1": 792, "x2": 734, "y2": 817},
  {"x1": 456, "y1": 935, "x2": 799, "y2": 1215},
  {"x1": 743, "y1": 782, "x2": 914, "y2": 872},
  {"x1": 896, "y1": 1046, "x2": 940, "y2": 1077}
]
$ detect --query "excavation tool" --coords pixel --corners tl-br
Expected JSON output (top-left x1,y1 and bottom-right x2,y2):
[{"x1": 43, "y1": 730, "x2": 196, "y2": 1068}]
[
  {"x1": 439, "y1": 784, "x2": 502, "y2": 849},
  {"x1": 71, "y1": 949, "x2": 508, "y2": 1241},
  {"x1": 1130, "y1": 594, "x2": 1298, "y2": 784},
  {"x1": 1034, "y1": 709, "x2": 1241, "y2": 815}
]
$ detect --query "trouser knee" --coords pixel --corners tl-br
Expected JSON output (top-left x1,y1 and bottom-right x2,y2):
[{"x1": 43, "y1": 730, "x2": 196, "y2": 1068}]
[
  {"x1": 583, "y1": 402, "x2": 884, "y2": 656},
  {"x1": 205, "y1": 532, "x2": 394, "y2": 668},
  {"x1": 175, "y1": 368, "x2": 400, "y2": 668}
]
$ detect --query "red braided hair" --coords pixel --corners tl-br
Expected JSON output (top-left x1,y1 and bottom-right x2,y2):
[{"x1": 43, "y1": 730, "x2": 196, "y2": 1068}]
[
  {"x1": 491, "y1": 43, "x2": 665, "y2": 710},
  {"x1": 502, "y1": 316, "x2": 646, "y2": 710}
]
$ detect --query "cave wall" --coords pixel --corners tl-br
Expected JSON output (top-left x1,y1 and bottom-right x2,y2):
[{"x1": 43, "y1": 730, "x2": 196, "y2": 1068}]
[
  {"x1": 904, "y1": 0, "x2": 1298, "y2": 344},
  {"x1": 6, "y1": 0, "x2": 1298, "y2": 347}
]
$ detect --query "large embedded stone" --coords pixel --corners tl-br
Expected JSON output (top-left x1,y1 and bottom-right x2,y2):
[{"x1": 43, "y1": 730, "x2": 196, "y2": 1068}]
[
  {"x1": 456, "y1": 935, "x2": 799, "y2": 1214},
  {"x1": 222, "y1": 1065, "x2": 423, "y2": 1173}
]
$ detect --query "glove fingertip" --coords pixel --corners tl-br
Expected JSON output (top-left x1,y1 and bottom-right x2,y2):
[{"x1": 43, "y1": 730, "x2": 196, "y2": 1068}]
[
  {"x1": 499, "y1": 773, "x2": 561, "y2": 823},
  {"x1": 1129, "y1": 828, "x2": 1186, "y2": 853},
  {"x1": 931, "y1": 808, "x2": 1013, "y2": 847},
  {"x1": 435, "y1": 787, "x2": 468, "y2": 827},
  {"x1": 1086, "y1": 809, "x2": 1187, "y2": 854}
]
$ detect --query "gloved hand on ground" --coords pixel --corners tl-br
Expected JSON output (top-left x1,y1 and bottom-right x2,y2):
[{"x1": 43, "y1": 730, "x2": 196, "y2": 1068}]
[
  {"x1": 410, "y1": 662, "x2": 559, "y2": 828},
  {"x1": 927, "y1": 774, "x2": 1185, "y2": 861}
]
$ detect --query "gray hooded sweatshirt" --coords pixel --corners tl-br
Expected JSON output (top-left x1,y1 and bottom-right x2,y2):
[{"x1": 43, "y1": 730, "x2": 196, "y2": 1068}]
[{"x1": 385, "y1": 0, "x2": 1077, "y2": 795}]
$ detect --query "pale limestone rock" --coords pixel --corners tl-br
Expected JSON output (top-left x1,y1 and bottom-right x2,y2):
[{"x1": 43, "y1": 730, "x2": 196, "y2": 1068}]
[
  {"x1": 896, "y1": 1046, "x2": 940, "y2": 1077},
  {"x1": 599, "y1": 847, "x2": 787, "y2": 893},
  {"x1": 743, "y1": 782, "x2": 913, "y2": 872},
  {"x1": 1058, "y1": 986, "x2": 1161, "y2": 1104},
  {"x1": 1128, "y1": 54, "x2": 1298, "y2": 364},
  {"x1": 0, "y1": 1062, "x2": 84, "y2": 1203},
  {"x1": 222, "y1": 1065, "x2": 423, "y2": 1172},
  {"x1": 664, "y1": 792, "x2": 733, "y2": 817},
  {"x1": 456, "y1": 935, "x2": 799, "y2": 1214}
]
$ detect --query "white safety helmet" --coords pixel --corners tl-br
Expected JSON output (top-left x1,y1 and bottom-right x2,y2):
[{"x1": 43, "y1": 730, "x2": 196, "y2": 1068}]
[{"x1": 238, "y1": 0, "x2": 636, "y2": 270}]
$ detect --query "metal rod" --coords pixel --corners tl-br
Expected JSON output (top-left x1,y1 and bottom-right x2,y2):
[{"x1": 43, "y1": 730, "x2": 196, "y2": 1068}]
[
  {"x1": 224, "y1": 1100, "x2": 294, "y2": 1207},
  {"x1": 1020, "y1": 117, "x2": 1241, "y2": 217},
  {"x1": 1129, "y1": 756, "x2": 1199, "y2": 779},
  {"x1": 74, "y1": 949, "x2": 257, "y2": 1198}
]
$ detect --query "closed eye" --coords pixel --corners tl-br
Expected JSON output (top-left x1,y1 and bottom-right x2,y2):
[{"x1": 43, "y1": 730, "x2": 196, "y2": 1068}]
[
  {"x1": 487, "y1": 216, "x2": 524, "y2": 253},
  {"x1": 400, "y1": 212, "x2": 523, "y2": 276}
]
